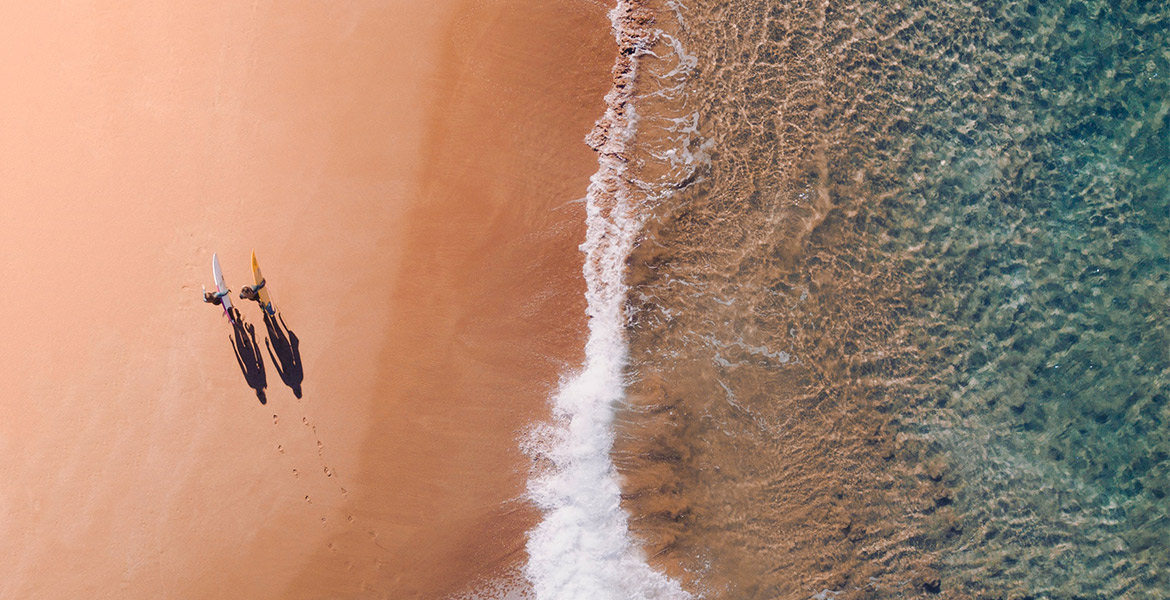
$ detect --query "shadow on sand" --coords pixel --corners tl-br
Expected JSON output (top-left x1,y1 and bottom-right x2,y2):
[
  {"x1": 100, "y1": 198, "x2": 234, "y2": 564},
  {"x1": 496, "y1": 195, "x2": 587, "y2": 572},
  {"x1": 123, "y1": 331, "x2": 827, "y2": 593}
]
[
  {"x1": 230, "y1": 310, "x2": 268, "y2": 404},
  {"x1": 263, "y1": 311, "x2": 303, "y2": 398}
]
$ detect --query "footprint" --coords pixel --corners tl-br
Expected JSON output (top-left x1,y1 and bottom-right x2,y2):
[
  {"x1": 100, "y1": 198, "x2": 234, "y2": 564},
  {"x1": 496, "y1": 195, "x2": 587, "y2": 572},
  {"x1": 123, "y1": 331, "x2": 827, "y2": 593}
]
[
  {"x1": 317, "y1": 441, "x2": 324, "y2": 452},
  {"x1": 273, "y1": 414, "x2": 279, "y2": 425},
  {"x1": 305, "y1": 495, "x2": 312, "y2": 504},
  {"x1": 302, "y1": 417, "x2": 308, "y2": 425},
  {"x1": 347, "y1": 515, "x2": 355, "y2": 524},
  {"x1": 276, "y1": 444, "x2": 284, "y2": 454},
  {"x1": 323, "y1": 466, "x2": 333, "y2": 478},
  {"x1": 292, "y1": 468, "x2": 299, "y2": 478},
  {"x1": 340, "y1": 487, "x2": 348, "y2": 497}
]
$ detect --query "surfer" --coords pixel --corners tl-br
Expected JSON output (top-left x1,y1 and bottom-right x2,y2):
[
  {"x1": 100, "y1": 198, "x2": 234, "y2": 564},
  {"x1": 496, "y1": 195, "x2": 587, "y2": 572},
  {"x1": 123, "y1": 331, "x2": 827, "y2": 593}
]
[
  {"x1": 203, "y1": 286, "x2": 230, "y2": 306},
  {"x1": 239, "y1": 279, "x2": 266, "y2": 302},
  {"x1": 240, "y1": 278, "x2": 276, "y2": 315}
]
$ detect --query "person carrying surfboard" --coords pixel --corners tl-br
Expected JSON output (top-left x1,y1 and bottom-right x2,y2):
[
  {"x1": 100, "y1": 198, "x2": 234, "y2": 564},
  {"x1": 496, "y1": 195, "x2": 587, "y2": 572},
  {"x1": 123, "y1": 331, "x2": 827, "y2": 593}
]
[
  {"x1": 202, "y1": 285, "x2": 230, "y2": 306},
  {"x1": 239, "y1": 279, "x2": 266, "y2": 303},
  {"x1": 207, "y1": 253, "x2": 238, "y2": 325},
  {"x1": 244, "y1": 251, "x2": 277, "y2": 316}
]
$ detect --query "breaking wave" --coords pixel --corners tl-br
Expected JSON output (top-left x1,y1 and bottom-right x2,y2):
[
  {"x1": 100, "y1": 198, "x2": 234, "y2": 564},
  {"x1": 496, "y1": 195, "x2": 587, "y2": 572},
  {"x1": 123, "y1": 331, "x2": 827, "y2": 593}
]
[{"x1": 521, "y1": 1, "x2": 706, "y2": 598}]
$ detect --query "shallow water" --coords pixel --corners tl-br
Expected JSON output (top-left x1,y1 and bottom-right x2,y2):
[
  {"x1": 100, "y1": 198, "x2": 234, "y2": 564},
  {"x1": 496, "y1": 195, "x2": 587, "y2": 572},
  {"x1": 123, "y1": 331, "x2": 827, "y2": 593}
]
[{"x1": 608, "y1": 0, "x2": 1170, "y2": 597}]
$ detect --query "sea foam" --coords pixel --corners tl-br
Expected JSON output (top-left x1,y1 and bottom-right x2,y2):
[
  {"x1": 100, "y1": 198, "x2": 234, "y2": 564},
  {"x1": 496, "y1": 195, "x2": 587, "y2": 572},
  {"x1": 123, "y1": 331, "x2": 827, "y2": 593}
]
[{"x1": 521, "y1": 1, "x2": 694, "y2": 599}]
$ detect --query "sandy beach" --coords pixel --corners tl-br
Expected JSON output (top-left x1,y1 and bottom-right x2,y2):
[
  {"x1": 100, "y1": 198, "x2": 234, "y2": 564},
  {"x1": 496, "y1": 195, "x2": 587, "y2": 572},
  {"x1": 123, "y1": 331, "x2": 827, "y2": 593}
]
[{"x1": 0, "y1": 1, "x2": 613, "y2": 597}]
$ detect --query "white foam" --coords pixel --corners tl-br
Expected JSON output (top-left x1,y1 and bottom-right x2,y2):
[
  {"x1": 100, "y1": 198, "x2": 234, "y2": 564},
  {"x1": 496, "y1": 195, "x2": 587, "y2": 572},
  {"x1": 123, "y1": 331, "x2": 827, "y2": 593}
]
[{"x1": 519, "y1": 2, "x2": 694, "y2": 599}]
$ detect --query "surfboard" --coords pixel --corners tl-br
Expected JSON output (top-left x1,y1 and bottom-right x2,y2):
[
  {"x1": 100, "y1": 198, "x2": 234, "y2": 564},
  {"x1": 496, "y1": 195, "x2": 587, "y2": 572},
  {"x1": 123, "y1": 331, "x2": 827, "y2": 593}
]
[
  {"x1": 251, "y1": 250, "x2": 276, "y2": 315},
  {"x1": 212, "y1": 252, "x2": 235, "y2": 323}
]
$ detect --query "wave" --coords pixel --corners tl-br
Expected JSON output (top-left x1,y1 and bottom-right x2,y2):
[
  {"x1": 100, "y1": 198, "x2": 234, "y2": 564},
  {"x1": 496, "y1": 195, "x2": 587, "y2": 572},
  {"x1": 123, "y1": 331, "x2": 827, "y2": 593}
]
[{"x1": 521, "y1": 1, "x2": 703, "y2": 599}]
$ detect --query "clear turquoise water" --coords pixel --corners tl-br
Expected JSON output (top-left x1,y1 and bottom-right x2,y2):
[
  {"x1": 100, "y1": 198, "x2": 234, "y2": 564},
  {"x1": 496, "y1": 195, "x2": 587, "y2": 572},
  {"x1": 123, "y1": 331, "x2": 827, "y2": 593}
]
[
  {"x1": 892, "y1": 1, "x2": 1170, "y2": 594},
  {"x1": 617, "y1": 0, "x2": 1170, "y2": 596}
]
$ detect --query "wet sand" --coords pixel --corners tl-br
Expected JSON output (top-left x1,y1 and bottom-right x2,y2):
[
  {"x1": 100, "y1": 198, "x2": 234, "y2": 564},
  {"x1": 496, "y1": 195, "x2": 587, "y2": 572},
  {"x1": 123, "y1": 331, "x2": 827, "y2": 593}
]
[{"x1": 0, "y1": 1, "x2": 613, "y2": 597}]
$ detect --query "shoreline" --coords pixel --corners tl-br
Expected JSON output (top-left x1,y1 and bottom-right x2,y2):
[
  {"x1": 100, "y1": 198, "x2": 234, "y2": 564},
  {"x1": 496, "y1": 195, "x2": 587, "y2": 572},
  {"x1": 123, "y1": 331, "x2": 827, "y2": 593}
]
[{"x1": 524, "y1": 1, "x2": 698, "y2": 597}]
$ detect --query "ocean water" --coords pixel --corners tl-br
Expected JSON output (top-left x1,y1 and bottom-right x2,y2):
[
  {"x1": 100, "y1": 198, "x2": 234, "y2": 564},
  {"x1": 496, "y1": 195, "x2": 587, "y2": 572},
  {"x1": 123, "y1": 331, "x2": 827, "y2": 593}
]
[{"x1": 524, "y1": 0, "x2": 1169, "y2": 598}]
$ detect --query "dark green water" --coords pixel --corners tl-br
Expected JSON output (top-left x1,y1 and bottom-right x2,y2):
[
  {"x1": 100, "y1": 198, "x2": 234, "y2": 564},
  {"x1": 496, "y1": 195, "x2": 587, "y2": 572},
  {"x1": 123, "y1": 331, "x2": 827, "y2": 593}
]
[{"x1": 616, "y1": 0, "x2": 1170, "y2": 597}]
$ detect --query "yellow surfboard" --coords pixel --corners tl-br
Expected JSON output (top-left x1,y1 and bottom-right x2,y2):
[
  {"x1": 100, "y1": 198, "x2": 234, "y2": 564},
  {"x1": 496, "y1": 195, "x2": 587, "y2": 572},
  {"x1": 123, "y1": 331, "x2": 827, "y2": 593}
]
[{"x1": 251, "y1": 250, "x2": 276, "y2": 315}]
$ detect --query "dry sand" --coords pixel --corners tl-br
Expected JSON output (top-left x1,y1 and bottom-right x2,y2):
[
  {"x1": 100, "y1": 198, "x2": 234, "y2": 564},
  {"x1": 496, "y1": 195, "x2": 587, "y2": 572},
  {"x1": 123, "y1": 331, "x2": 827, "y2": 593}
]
[{"x1": 0, "y1": 0, "x2": 614, "y2": 597}]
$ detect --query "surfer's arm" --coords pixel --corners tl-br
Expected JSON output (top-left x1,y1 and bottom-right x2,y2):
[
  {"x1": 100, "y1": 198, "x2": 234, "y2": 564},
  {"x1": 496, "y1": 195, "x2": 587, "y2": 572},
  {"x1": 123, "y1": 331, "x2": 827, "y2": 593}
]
[{"x1": 255, "y1": 279, "x2": 266, "y2": 291}]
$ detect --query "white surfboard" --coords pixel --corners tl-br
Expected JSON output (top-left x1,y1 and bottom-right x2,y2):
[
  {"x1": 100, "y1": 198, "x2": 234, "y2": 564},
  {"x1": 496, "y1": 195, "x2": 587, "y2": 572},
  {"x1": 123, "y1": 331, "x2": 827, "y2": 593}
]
[{"x1": 212, "y1": 252, "x2": 234, "y2": 322}]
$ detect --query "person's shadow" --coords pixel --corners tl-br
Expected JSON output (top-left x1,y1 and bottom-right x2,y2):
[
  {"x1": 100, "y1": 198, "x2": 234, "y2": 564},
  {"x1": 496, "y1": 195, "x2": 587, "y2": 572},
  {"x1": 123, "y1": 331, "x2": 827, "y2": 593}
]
[
  {"x1": 263, "y1": 311, "x2": 303, "y2": 398},
  {"x1": 230, "y1": 311, "x2": 268, "y2": 404}
]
